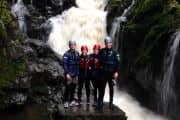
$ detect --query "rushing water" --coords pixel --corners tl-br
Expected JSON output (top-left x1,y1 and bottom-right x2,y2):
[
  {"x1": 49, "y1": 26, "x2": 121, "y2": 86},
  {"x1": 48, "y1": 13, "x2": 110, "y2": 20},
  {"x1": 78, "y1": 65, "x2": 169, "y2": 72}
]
[
  {"x1": 159, "y1": 31, "x2": 180, "y2": 116},
  {"x1": 9, "y1": 0, "x2": 172, "y2": 120},
  {"x1": 11, "y1": 0, "x2": 29, "y2": 34},
  {"x1": 110, "y1": 0, "x2": 135, "y2": 51},
  {"x1": 104, "y1": 87, "x2": 167, "y2": 120},
  {"x1": 47, "y1": 0, "x2": 108, "y2": 55}
]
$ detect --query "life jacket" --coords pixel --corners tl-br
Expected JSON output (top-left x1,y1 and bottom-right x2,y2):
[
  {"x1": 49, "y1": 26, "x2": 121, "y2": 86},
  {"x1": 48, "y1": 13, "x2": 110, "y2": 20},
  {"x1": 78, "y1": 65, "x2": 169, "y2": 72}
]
[
  {"x1": 90, "y1": 54, "x2": 101, "y2": 70},
  {"x1": 79, "y1": 55, "x2": 90, "y2": 78},
  {"x1": 100, "y1": 48, "x2": 120, "y2": 72},
  {"x1": 79, "y1": 55, "x2": 90, "y2": 70}
]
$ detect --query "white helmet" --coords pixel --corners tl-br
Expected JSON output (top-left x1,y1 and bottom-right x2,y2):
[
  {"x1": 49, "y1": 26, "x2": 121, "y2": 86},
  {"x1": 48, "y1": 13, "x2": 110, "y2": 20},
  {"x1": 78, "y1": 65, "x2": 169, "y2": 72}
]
[
  {"x1": 105, "y1": 36, "x2": 112, "y2": 43},
  {"x1": 69, "y1": 39, "x2": 76, "y2": 45}
]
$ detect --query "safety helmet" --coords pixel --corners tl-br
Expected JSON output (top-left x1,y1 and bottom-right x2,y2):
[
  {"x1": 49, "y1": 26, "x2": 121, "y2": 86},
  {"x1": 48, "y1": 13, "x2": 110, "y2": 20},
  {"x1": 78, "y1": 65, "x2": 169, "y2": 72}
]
[
  {"x1": 93, "y1": 44, "x2": 101, "y2": 50},
  {"x1": 81, "y1": 45, "x2": 88, "y2": 51},
  {"x1": 69, "y1": 39, "x2": 76, "y2": 45},
  {"x1": 104, "y1": 36, "x2": 112, "y2": 43}
]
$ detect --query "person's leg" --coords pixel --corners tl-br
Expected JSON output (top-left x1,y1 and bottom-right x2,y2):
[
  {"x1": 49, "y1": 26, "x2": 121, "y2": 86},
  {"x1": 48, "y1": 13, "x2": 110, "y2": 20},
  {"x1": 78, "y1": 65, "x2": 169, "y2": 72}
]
[
  {"x1": 96, "y1": 76, "x2": 101, "y2": 102},
  {"x1": 78, "y1": 77, "x2": 84, "y2": 103},
  {"x1": 85, "y1": 78, "x2": 90, "y2": 104},
  {"x1": 91, "y1": 78, "x2": 98, "y2": 104},
  {"x1": 70, "y1": 77, "x2": 77, "y2": 102},
  {"x1": 70, "y1": 83, "x2": 74, "y2": 102},
  {"x1": 64, "y1": 79, "x2": 72, "y2": 108},
  {"x1": 97, "y1": 73, "x2": 107, "y2": 109},
  {"x1": 64, "y1": 83, "x2": 70, "y2": 102},
  {"x1": 107, "y1": 73, "x2": 114, "y2": 109},
  {"x1": 70, "y1": 77, "x2": 78, "y2": 106}
]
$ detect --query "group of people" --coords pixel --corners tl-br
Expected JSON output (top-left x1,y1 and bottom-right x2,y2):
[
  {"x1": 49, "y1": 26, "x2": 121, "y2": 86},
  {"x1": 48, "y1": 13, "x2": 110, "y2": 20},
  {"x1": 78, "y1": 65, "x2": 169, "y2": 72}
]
[{"x1": 63, "y1": 36, "x2": 120, "y2": 110}]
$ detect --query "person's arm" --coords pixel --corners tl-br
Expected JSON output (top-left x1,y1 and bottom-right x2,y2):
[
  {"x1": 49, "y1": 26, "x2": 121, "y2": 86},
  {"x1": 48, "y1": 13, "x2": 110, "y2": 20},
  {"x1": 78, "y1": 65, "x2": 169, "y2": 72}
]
[
  {"x1": 76, "y1": 51, "x2": 80, "y2": 76},
  {"x1": 88, "y1": 54, "x2": 93, "y2": 70},
  {"x1": 63, "y1": 53, "x2": 69, "y2": 74},
  {"x1": 64, "y1": 52, "x2": 73, "y2": 80},
  {"x1": 99, "y1": 49, "x2": 104, "y2": 69}
]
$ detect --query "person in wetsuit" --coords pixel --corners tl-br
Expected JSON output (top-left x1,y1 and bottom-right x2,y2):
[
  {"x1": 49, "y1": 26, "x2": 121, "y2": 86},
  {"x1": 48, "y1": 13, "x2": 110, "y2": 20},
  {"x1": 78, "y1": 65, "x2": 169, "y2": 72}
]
[
  {"x1": 63, "y1": 40, "x2": 80, "y2": 108},
  {"x1": 78, "y1": 45, "x2": 91, "y2": 105},
  {"x1": 89, "y1": 44, "x2": 101, "y2": 107},
  {"x1": 98, "y1": 36, "x2": 120, "y2": 110}
]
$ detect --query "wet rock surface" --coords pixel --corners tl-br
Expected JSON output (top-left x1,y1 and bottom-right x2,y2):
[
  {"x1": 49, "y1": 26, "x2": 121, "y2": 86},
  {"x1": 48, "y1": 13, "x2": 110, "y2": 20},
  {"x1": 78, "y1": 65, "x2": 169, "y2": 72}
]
[
  {"x1": 55, "y1": 103, "x2": 127, "y2": 120},
  {"x1": 108, "y1": 0, "x2": 180, "y2": 119},
  {"x1": 8, "y1": 0, "x2": 76, "y2": 39}
]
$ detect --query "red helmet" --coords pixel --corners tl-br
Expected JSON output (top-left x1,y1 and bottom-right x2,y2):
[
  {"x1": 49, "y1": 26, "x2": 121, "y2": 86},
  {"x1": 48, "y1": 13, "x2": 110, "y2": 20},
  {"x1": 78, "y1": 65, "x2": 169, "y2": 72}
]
[
  {"x1": 93, "y1": 44, "x2": 101, "y2": 50},
  {"x1": 81, "y1": 45, "x2": 88, "y2": 51}
]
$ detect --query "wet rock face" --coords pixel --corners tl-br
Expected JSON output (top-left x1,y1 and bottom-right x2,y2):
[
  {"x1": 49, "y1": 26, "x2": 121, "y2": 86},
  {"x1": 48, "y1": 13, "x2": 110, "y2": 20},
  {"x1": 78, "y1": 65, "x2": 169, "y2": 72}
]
[
  {"x1": 28, "y1": 0, "x2": 75, "y2": 39},
  {"x1": 0, "y1": 37, "x2": 64, "y2": 110},
  {"x1": 23, "y1": 38, "x2": 64, "y2": 104},
  {"x1": 30, "y1": 0, "x2": 76, "y2": 16},
  {"x1": 9, "y1": 0, "x2": 76, "y2": 15},
  {"x1": 8, "y1": 0, "x2": 76, "y2": 39},
  {"x1": 108, "y1": 0, "x2": 180, "y2": 119},
  {"x1": 1, "y1": 0, "x2": 73, "y2": 112},
  {"x1": 24, "y1": 39, "x2": 64, "y2": 79},
  {"x1": 107, "y1": 0, "x2": 132, "y2": 33}
]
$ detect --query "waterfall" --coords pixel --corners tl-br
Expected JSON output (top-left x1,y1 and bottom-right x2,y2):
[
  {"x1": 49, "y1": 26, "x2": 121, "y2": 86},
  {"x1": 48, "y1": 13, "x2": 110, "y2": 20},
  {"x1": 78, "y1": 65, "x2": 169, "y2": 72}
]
[
  {"x1": 159, "y1": 31, "x2": 180, "y2": 116},
  {"x1": 104, "y1": 87, "x2": 167, "y2": 120},
  {"x1": 110, "y1": 0, "x2": 135, "y2": 51},
  {"x1": 30, "y1": 0, "x2": 33, "y2": 5},
  {"x1": 11, "y1": 0, "x2": 29, "y2": 34},
  {"x1": 47, "y1": 0, "x2": 108, "y2": 55},
  {"x1": 12, "y1": 0, "x2": 16, "y2": 5}
]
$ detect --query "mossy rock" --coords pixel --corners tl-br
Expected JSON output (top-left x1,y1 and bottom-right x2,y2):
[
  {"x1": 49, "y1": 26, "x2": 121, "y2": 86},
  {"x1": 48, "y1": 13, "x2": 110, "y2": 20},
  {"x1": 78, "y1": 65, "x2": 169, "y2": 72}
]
[
  {"x1": 124, "y1": 0, "x2": 180, "y2": 66},
  {"x1": 0, "y1": 0, "x2": 26, "y2": 89},
  {"x1": 32, "y1": 85, "x2": 49, "y2": 95}
]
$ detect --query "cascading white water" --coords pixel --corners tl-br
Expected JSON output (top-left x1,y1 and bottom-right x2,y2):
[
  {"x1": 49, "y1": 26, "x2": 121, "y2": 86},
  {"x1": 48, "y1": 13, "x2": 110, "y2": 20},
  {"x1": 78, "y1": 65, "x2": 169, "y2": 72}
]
[
  {"x1": 12, "y1": 0, "x2": 16, "y2": 5},
  {"x1": 48, "y1": 0, "x2": 108, "y2": 55},
  {"x1": 30, "y1": 0, "x2": 33, "y2": 5},
  {"x1": 110, "y1": 0, "x2": 135, "y2": 51},
  {"x1": 159, "y1": 31, "x2": 180, "y2": 116},
  {"x1": 104, "y1": 87, "x2": 167, "y2": 120},
  {"x1": 47, "y1": 0, "x2": 169, "y2": 119},
  {"x1": 11, "y1": 0, "x2": 29, "y2": 34}
]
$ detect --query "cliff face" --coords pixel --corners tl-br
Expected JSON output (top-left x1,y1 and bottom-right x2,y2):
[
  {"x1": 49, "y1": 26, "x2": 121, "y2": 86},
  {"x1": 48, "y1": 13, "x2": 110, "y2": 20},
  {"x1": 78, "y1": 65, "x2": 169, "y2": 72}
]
[
  {"x1": 0, "y1": 0, "x2": 26, "y2": 109},
  {"x1": 107, "y1": 0, "x2": 132, "y2": 33},
  {"x1": 0, "y1": 0, "x2": 72, "y2": 110},
  {"x1": 0, "y1": 1, "x2": 83, "y2": 117},
  {"x1": 108, "y1": 0, "x2": 180, "y2": 119}
]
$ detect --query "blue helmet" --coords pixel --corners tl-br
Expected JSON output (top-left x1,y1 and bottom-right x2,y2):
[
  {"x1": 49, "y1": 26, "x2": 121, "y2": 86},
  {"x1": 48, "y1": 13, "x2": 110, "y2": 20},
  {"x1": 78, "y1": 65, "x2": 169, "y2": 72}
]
[
  {"x1": 69, "y1": 39, "x2": 76, "y2": 45},
  {"x1": 105, "y1": 36, "x2": 112, "y2": 43}
]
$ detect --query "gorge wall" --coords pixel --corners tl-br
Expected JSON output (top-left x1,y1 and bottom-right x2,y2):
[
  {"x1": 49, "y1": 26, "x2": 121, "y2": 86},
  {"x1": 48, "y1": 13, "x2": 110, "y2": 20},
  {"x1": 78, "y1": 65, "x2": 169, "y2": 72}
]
[{"x1": 107, "y1": 0, "x2": 180, "y2": 119}]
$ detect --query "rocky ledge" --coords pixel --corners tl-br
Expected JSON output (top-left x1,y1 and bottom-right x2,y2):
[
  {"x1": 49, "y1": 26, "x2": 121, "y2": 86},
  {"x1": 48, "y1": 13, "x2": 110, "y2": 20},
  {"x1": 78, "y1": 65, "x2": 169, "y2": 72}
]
[{"x1": 54, "y1": 102, "x2": 127, "y2": 120}]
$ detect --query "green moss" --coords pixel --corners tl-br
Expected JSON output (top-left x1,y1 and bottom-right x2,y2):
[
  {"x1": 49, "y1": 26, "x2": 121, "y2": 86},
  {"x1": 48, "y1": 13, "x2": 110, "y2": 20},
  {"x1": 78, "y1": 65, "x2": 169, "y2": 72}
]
[
  {"x1": 0, "y1": 0, "x2": 26, "y2": 89},
  {"x1": 0, "y1": 54, "x2": 26, "y2": 88},
  {"x1": 124, "y1": 0, "x2": 180, "y2": 65},
  {"x1": 109, "y1": 0, "x2": 122, "y2": 9},
  {"x1": 108, "y1": 0, "x2": 133, "y2": 12},
  {"x1": 32, "y1": 85, "x2": 49, "y2": 95},
  {"x1": 0, "y1": 20, "x2": 7, "y2": 40}
]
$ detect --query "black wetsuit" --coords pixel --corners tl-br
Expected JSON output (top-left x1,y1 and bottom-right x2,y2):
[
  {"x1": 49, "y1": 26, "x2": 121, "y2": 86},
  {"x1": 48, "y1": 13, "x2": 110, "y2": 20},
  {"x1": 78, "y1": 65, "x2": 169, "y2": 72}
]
[{"x1": 98, "y1": 48, "x2": 120, "y2": 108}]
